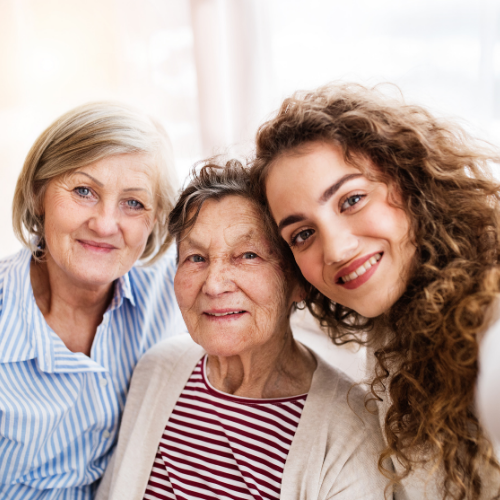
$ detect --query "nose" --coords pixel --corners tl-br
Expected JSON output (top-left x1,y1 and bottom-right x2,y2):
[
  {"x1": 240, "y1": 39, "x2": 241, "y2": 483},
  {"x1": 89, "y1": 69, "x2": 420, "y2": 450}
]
[
  {"x1": 202, "y1": 260, "x2": 237, "y2": 297},
  {"x1": 321, "y1": 221, "x2": 359, "y2": 266},
  {"x1": 87, "y1": 202, "x2": 120, "y2": 237}
]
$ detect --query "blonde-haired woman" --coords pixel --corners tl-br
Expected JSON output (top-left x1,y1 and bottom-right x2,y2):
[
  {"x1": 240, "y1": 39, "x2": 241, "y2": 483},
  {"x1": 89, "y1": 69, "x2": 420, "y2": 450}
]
[{"x1": 0, "y1": 102, "x2": 183, "y2": 499}]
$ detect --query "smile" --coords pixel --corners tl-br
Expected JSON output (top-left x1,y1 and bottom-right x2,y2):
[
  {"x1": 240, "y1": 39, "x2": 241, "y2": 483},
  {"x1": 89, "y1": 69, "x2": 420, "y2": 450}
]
[
  {"x1": 340, "y1": 253, "x2": 382, "y2": 283},
  {"x1": 206, "y1": 311, "x2": 245, "y2": 317},
  {"x1": 78, "y1": 240, "x2": 117, "y2": 252}
]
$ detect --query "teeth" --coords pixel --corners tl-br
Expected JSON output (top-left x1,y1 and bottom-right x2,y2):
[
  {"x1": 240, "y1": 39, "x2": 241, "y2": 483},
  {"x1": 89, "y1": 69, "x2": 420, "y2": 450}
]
[
  {"x1": 209, "y1": 311, "x2": 244, "y2": 317},
  {"x1": 341, "y1": 253, "x2": 382, "y2": 283}
]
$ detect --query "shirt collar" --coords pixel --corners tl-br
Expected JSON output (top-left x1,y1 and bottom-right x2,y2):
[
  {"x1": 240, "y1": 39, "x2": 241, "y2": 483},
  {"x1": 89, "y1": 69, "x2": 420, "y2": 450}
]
[
  {"x1": 110, "y1": 271, "x2": 136, "y2": 310},
  {"x1": 0, "y1": 249, "x2": 136, "y2": 368}
]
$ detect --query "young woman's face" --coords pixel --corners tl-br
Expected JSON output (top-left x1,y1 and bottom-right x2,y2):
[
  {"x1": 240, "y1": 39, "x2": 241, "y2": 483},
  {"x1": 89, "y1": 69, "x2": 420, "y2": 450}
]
[{"x1": 265, "y1": 141, "x2": 416, "y2": 318}]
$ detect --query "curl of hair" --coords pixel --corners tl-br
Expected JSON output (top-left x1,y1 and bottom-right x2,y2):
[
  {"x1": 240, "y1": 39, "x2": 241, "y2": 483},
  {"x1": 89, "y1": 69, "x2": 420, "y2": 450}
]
[{"x1": 251, "y1": 82, "x2": 500, "y2": 499}]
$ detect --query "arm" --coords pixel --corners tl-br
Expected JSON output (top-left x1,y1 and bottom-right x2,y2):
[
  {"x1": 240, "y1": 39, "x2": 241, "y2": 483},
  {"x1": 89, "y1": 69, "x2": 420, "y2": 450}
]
[
  {"x1": 324, "y1": 430, "x2": 392, "y2": 500},
  {"x1": 477, "y1": 316, "x2": 500, "y2": 446},
  {"x1": 95, "y1": 452, "x2": 115, "y2": 500}
]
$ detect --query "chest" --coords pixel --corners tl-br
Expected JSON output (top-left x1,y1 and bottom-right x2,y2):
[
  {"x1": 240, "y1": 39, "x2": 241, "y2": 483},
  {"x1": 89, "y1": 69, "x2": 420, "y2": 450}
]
[{"x1": 143, "y1": 359, "x2": 306, "y2": 500}]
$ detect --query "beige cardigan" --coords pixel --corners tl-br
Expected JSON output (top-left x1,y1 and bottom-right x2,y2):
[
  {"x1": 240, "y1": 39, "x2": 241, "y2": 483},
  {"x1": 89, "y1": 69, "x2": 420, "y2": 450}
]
[{"x1": 96, "y1": 335, "x2": 390, "y2": 499}]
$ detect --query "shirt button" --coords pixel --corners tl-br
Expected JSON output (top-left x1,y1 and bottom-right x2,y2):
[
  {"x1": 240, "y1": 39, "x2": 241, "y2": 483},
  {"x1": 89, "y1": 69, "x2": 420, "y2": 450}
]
[
  {"x1": 99, "y1": 377, "x2": 108, "y2": 387},
  {"x1": 103, "y1": 430, "x2": 111, "y2": 439}
]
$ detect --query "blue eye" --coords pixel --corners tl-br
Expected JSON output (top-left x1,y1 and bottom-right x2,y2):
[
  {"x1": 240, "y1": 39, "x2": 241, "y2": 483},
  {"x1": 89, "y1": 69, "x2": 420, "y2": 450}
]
[
  {"x1": 242, "y1": 252, "x2": 257, "y2": 259},
  {"x1": 341, "y1": 194, "x2": 364, "y2": 212},
  {"x1": 127, "y1": 200, "x2": 143, "y2": 210},
  {"x1": 75, "y1": 187, "x2": 91, "y2": 197}
]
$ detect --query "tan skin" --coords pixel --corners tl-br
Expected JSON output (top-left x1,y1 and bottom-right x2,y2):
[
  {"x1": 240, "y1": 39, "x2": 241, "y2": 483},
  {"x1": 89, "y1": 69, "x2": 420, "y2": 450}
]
[
  {"x1": 266, "y1": 141, "x2": 415, "y2": 319},
  {"x1": 174, "y1": 196, "x2": 316, "y2": 398},
  {"x1": 30, "y1": 154, "x2": 157, "y2": 355}
]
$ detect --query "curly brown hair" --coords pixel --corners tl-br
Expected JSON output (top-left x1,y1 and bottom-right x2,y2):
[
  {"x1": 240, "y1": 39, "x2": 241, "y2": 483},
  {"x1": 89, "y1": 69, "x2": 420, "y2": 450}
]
[{"x1": 250, "y1": 83, "x2": 500, "y2": 499}]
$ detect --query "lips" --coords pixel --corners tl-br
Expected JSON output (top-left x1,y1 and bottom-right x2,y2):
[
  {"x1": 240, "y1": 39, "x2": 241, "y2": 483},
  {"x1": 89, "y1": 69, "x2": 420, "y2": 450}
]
[
  {"x1": 335, "y1": 252, "x2": 383, "y2": 290},
  {"x1": 203, "y1": 309, "x2": 247, "y2": 319},
  {"x1": 77, "y1": 239, "x2": 117, "y2": 252}
]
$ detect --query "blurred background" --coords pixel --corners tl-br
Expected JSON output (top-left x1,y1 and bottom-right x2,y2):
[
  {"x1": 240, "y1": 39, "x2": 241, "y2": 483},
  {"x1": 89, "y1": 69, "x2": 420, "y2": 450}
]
[{"x1": 1, "y1": 0, "x2": 499, "y2": 376}]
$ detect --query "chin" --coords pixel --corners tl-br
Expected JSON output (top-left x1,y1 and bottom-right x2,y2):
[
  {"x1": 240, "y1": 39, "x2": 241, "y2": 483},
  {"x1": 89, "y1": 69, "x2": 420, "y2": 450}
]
[
  {"x1": 349, "y1": 295, "x2": 399, "y2": 319},
  {"x1": 356, "y1": 307, "x2": 385, "y2": 319},
  {"x1": 194, "y1": 334, "x2": 247, "y2": 358},
  {"x1": 71, "y1": 268, "x2": 118, "y2": 288}
]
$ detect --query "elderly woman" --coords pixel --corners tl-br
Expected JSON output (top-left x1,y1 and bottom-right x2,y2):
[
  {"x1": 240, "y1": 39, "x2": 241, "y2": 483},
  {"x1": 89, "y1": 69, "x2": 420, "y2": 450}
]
[
  {"x1": 0, "y1": 103, "x2": 183, "y2": 499},
  {"x1": 96, "y1": 160, "x2": 388, "y2": 500}
]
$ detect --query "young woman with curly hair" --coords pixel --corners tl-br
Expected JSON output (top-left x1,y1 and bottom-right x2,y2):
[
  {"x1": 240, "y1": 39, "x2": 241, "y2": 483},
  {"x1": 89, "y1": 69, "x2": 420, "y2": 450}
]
[{"x1": 250, "y1": 83, "x2": 500, "y2": 500}]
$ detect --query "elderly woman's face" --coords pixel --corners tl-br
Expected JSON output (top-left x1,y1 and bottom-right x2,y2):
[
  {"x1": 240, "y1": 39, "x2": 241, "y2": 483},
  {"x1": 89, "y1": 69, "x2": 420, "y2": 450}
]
[
  {"x1": 175, "y1": 196, "x2": 299, "y2": 357},
  {"x1": 42, "y1": 153, "x2": 157, "y2": 288},
  {"x1": 266, "y1": 141, "x2": 415, "y2": 318}
]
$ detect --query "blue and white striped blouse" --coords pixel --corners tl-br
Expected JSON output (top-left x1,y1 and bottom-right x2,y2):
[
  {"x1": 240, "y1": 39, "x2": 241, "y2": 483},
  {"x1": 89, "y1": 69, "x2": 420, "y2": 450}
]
[{"x1": 0, "y1": 248, "x2": 184, "y2": 500}]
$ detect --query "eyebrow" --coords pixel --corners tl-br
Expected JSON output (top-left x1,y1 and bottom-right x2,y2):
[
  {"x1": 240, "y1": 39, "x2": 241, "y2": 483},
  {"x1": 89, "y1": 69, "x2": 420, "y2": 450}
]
[
  {"x1": 277, "y1": 173, "x2": 363, "y2": 234},
  {"x1": 278, "y1": 214, "x2": 307, "y2": 233},
  {"x1": 73, "y1": 171, "x2": 152, "y2": 196},
  {"x1": 180, "y1": 229, "x2": 258, "y2": 252},
  {"x1": 319, "y1": 173, "x2": 363, "y2": 203},
  {"x1": 73, "y1": 171, "x2": 103, "y2": 187}
]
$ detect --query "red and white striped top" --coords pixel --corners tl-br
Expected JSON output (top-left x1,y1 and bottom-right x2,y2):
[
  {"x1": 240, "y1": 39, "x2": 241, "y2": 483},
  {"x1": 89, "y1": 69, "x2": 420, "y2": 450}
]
[{"x1": 144, "y1": 356, "x2": 307, "y2": 500}]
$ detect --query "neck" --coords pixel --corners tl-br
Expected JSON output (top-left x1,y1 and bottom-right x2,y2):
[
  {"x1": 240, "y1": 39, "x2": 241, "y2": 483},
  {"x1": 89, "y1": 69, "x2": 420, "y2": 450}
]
[
  {"x1": 30, "y1": 254, "x2": 114, "y2": 355},
  {"x1": 206, "y1": 328, "x2": 317, "y2": 399}
]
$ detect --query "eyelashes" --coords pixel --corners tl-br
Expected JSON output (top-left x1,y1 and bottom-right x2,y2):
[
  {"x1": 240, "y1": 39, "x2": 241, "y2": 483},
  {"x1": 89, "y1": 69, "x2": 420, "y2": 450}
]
[
  {"x1": 73, "y1": 186, "x2": 145, "y2": 211},
  {"x1": 340, "y1": 193, "x2": 366, "y2": 212},
  {"x1": 290, "y1": 228, "x2": 315, "y2": 248},
  {"x1": 288, "y1": 192, "x2": 367, "y2": 248}
]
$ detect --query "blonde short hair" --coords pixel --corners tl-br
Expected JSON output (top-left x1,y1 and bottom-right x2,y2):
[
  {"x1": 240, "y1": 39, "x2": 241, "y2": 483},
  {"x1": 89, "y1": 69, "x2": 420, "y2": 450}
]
[{"x1": 13, "y1": 102, "x2": 178, "y2": 264}]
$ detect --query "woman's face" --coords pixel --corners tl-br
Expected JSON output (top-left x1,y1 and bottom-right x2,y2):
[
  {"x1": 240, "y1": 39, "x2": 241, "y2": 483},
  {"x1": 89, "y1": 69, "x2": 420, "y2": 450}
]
[
  {"x1": 175, "y1": 196, "x2": 301, "y2": 357},
  {"x1": 42, "y1": 153, "x2": 157, "y2": 289},
  {"x1": 265, "y1": 141, "x2": 415, "y2": 318}
]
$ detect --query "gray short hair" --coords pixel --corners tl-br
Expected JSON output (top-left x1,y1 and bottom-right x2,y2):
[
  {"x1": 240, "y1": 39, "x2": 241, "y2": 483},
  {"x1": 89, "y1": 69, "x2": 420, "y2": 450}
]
[
  {"x1": 13, "y1": 101, "x2": 177, "y2": 263},
  {"x1": 168, "y1": 158, "x2": 304, "y2": 287}
]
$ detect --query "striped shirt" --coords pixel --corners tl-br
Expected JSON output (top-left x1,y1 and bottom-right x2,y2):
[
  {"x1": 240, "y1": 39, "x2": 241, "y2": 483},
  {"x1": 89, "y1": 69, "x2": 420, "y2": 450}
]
[
  {"x1": 144, "y1": 356, "x2": 307, "y2": 500},
  {"x1": 0, "y1": 248, "x2": 184, "y2": 500}
]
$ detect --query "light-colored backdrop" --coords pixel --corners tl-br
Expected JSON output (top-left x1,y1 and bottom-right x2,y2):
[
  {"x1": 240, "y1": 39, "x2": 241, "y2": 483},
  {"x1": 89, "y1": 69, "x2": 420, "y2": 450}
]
[
  {"x1": 1, "y1": 0, "x2": 499, "y2": 259},
  {"x1": 1, "y1": 0, "x2": 499, "y2": 378}
]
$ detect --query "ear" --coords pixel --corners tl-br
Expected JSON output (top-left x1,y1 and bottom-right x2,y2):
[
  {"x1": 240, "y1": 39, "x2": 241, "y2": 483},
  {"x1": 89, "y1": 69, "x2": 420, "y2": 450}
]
[{"x1": 290, "y1": 282, "x2": 306, "y2": 304}]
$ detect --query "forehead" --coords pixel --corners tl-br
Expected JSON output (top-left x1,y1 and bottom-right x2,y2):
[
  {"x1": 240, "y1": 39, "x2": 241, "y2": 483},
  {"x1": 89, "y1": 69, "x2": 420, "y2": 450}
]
[
  {"x1": 67, "y1": 153, "x2": 158, "y2": 190},
  {"x1": 81, "y1": 153, "x2": 155, "y2": 177},
  {"x1": 181, "y1": 196, "x2": 269, "y2": 248},
  {"x1": 267, "y1": 142, "x2": 361, "y2": 203}
]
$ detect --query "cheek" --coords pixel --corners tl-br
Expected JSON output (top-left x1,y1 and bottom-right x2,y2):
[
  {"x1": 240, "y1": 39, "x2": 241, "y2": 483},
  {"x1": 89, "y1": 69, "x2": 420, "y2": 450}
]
[
  {"x1": 174, "y1": 271, "x2": 200, "y2": 310},
  {"x1": 44, "y1": 200, "x2": 87, "y2": 244},
  {"x1": 122, "y1": 215, "x2": 155, "y2": 248},
  {"x1": 355, "y1": 199, "x2": 409, "y2": 240},
  {"x1": 244, "y1": 267, "x2": 288, "y2": 316},
  {"x1": 292, "y1": 246, "x2": 322, "y2": 286}
]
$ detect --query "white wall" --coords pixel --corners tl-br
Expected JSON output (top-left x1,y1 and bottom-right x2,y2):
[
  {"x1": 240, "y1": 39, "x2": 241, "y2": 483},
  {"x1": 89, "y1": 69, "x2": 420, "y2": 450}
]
[{"x1": 1, "y1": 0, "x2": 499, "y2": 260}]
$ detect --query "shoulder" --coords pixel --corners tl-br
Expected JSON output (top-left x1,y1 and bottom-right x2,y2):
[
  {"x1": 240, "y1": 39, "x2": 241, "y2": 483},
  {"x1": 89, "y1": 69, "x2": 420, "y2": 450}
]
[
  {"x1": 130, "y1": 247, "x2": 177, "y2": 277},
  {"x1": 301, "y1": 347, "x2": 384, "y2": 450},
  {"x1": 132, "y1": 334, "x2": 203, "y2": 382},
  {"x1": 283, "y1": 347, "x2": 389, "y2": 498},
  {"x1": 128, "y1": 248, "x2": 177, "y2": 294},
  {"x1": 309, "y1": 349, "x2": 370, "y2": 418},
  {"x1": 0, "y1": 249, "x2": 30, "y2": 314},
  {"x1": 0, "y1": 248, "x2": 28, "y2": 280}
]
